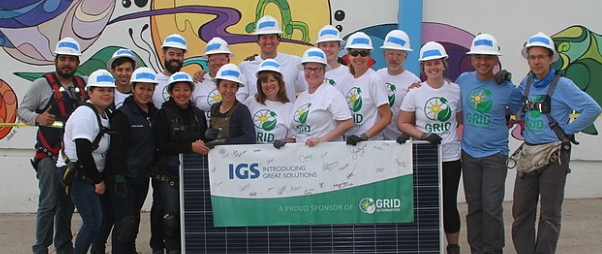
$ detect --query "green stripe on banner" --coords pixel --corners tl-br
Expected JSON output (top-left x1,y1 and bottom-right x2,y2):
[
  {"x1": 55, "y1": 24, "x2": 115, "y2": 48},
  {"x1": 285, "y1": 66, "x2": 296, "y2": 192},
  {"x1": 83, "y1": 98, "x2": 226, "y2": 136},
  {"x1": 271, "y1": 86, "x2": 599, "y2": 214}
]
[{"x1": 211, "y1": 174, "x2": 414, "y2": 227}]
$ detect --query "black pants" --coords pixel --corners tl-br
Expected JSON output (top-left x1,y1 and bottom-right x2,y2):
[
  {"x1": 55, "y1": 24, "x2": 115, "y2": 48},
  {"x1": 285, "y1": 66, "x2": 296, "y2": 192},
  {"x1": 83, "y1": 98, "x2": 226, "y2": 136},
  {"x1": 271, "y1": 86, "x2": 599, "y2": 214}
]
[
  {"x1": 150, "y1": 178, "x2": 165, "y2": 251},
  {"x1": 443, "y1": 160, "x2": 462, "y2": 233}
]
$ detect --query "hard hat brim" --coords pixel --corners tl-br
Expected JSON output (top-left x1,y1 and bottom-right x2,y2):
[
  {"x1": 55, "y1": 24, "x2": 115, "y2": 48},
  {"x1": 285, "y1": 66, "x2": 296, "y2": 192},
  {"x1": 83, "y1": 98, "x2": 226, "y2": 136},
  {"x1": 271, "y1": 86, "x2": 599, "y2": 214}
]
[
  {"x1": 107, "y1": 55, "x2": 140, "y2": 70},
  {"x1": 380, "y1": 45, "x2": 413, "y2": 51},
  {"x1": 466, "y1": 50, "x2": 502, "y2": 56}
]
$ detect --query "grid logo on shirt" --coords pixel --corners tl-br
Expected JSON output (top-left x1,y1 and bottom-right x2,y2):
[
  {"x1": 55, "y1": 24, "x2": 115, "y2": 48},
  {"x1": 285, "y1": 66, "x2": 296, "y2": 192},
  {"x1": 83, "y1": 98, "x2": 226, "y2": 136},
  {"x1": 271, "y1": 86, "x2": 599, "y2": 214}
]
[
  {"x1": 424, "y1": 97, "x2": 452, "y2": 122},
  {"x1": 207, "y1": 89, "x2": 222, "y2": 105},
  {"x1": 345, "y1": 87, "x2": 363, "y2": 112},
  {"x1": 386, "y1": 83, "x2": 396, "y2": 107},
  {"x1": 253, "y1": 109, "x2": 278, "y2": 131},
  {"x1": 468, "y1": 88, "x2": 493, "y2": 114}
]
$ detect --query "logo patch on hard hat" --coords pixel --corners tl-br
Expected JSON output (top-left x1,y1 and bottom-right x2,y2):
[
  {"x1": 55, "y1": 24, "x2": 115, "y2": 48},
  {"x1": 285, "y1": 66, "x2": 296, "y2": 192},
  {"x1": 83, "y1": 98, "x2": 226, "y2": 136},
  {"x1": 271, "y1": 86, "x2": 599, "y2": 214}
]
[
  {"x1": 320, "y1": 29, "x2": 338, "y2": 37},
  {"x1": 261, "y1": 61, "x2": 280, "y2": 68},
  {"x1": 422, "y1": 49, "x2": 442, "y2": 58},
  {"x1": 136, "y1": 72, "x2": 155, "y2": 80},
  {"x1": 221, "y1": 70, "x2": 241, "y2": 78},
  {"x1": 387, "y1": 36, "x2": 407, "y2": 46},
  {"x1": 96, "y1": 75, "x2": 114, "y2": 83},
  {"x1": 474, "y1": 39, "x2": 493, "y2": 47},
  {"x1": 351, "y1": 37, "x2": 370, "y2": 45},
  {"x1": 115, "y1": 49, "x2": 134, "y2": 56},
  {"x1": 529, "y1": 36, "x2": 550, "y2": 45},
  {"x1": 58, "y1": 41, "x2": 79, "y2": 51},
  {"x1": 206, "y1": 43, "x2": 222, "y2": 51},
  {"x1": 173, "y1": 73, "x2": 189, "y2": 80},
  {"x1": 166, "y1": 36, "x2": 186, "y2": 46},
  {"x1": 258, "y1": 21, "x2": 276, "y2": 29},
  {"x1": 307, "y1": 51, "x2": 325, "y2": 58}
]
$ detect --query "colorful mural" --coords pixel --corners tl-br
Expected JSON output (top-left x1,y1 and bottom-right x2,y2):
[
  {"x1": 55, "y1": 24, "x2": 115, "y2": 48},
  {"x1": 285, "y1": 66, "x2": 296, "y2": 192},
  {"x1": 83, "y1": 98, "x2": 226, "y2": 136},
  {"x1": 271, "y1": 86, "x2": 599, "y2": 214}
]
[{"x1": 0, "y1": 0, "x2": 600, "y2": 141}]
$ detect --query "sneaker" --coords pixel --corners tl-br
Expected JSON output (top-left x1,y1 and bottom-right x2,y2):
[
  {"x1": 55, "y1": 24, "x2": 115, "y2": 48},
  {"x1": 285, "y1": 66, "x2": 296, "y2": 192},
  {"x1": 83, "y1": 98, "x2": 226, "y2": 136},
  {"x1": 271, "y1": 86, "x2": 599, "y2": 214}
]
[{"x1": 446, "y1": 244, "x2": 460, "y2": 254}]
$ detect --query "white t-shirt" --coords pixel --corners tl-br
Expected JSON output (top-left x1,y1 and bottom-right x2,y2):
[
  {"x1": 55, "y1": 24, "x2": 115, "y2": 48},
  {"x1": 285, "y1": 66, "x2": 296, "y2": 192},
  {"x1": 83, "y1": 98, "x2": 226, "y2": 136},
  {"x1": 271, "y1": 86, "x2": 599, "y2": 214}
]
[
  {"x1": 291, "y1": 83, "x2": 351, "y2": 143},
  {"x1": 337, "y1": 69, "x2": 389, "y2": 140},
  {"x1": 192, "y1": 73, "x2": 221, "y2": 123},
  {"x1": 244, "y1": 97, "x2": 294, "y2": 143},
  {"x1": 113, "y1": 89, "x2": 132, "y2": 109},
  {"x1": 400, "y1": 81, "x2": 462, "y2": 162},
  {"x1": 376, "y1": 68, "x2": 421, "y2": 140},
  {"x1": 238, "y1": 52, "x2": 307, "y2": 103},
  {"x1": 57, "y1": 103, "x2": 110, "y2": 172},
  {"x1": 152, "y1": 72, "x2": 171, "y2": 109},
  {"x1": 325, "y1": 64, "x2": 350, "y2": 87}
]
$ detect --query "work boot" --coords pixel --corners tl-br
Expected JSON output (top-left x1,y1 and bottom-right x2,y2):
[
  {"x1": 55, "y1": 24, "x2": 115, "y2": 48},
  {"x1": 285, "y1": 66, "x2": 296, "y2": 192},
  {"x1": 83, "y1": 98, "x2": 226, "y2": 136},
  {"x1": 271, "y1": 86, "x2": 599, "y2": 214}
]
[{"x1": 446, "y1": 244, "x2": 460, "y2": 254}]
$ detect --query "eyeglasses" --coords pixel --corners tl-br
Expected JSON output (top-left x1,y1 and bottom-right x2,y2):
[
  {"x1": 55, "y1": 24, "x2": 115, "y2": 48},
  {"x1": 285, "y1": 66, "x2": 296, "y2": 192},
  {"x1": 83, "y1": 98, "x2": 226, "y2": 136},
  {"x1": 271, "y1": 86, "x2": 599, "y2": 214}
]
[
  {"x1": 527, "y1": 54, "x2": 550, "y2": 61},
  {"x1": 349, "y1": 50, "x2": 370, "y2": 57},
  {"x1": 208, "y1": 56, "x2": 229, "y2": 62},
  {"x1": 304, "y1": 66, "x2": 324, "y2": 73}
]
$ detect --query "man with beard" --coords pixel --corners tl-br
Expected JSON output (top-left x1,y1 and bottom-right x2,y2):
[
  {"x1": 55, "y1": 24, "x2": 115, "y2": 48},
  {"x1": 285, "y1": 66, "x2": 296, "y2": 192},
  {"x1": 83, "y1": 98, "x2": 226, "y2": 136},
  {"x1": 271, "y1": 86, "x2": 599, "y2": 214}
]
[
  {"x1": 18, "y1": 37, "x2": 87, "y2": 254},
  {"x1": 152, "y1": 34, "x2": 187, "y2": 109},
  {"x1": 149, "y1": 33, "x2": 187, "y2": 254}
]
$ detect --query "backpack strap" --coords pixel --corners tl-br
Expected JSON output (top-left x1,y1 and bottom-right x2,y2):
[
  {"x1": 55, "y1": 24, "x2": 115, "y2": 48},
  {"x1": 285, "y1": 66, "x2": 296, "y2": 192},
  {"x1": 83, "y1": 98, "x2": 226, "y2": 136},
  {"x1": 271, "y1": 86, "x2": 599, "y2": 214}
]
[{"x1": 80, "y1": 103, "x2": 110, "y2": 150}]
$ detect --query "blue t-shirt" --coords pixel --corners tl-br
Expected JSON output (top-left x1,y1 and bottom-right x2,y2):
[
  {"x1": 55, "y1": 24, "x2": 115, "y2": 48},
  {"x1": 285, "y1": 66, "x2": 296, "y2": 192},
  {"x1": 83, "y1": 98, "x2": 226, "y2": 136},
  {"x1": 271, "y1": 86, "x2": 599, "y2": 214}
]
[
  {"x1": 517, "y1": 75, "x2": 601, "y2": 144},
  {"x1": 457, "y1": 71, "x2": 522, "y2": 157}
]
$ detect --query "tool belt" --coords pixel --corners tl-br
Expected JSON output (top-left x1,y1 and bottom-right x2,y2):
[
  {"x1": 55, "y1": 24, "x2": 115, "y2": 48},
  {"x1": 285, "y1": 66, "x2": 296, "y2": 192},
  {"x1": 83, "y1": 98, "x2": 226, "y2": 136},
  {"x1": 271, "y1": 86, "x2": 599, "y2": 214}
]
[{"x1": 515, "y1": 141, "x2": 563, "y2": 173}]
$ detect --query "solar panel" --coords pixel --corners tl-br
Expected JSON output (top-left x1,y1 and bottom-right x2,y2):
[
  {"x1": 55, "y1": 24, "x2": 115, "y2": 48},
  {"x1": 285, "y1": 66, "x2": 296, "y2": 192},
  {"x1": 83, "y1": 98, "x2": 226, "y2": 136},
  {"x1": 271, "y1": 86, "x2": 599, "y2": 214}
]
[{"x1": 181, "y1": 143, "x2": 441, "y2": 253}]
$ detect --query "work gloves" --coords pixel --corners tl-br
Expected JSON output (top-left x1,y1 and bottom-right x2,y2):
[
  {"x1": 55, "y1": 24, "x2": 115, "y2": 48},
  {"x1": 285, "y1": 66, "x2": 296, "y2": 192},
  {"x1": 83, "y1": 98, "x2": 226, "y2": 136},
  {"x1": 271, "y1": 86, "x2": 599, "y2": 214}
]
[
  {"x1": 494, "y1": 69, "x2": 512, "y2": 84},
  {"x1": 346, "y1": 133, "x2": 368, "y2": 146},
  {"x1": 421, "y1": 133, "x2": 442, "y2": 144},
  {"x1": 205, "y1": 128, "x2": 220, "y2": 140},
  {"x1": 396, "y1": 133, "x2": 410, "y2": 144},
  {"x1": 273, "y1": 139, "x2": 287, "y2": 149}
]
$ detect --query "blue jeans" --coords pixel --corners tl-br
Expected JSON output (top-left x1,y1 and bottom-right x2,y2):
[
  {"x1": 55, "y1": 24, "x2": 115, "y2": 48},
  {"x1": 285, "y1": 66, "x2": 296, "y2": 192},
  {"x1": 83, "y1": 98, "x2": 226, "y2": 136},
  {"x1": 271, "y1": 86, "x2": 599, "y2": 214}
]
[
  {"x1": 159, "y1": 180, "x2": 180, "y2": 252},
  {"x1": 33, "y1": 158, "x2": 74, "y2": 254},
  {"x1": 70, "y1": 179, "x2": 105, "y2": 254}
]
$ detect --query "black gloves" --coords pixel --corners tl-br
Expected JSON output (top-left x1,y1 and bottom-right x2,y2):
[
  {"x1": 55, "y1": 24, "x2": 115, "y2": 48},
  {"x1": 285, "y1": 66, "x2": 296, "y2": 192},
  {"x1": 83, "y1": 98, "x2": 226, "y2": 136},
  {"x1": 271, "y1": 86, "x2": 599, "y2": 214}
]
[
  {"x1": 494, "y1": 69, "x2": 512, "y2": 84},
  {"x1": 346, "y1": 133, "x2": 368, "y2": 146},
  {"x1": 114, "y1": 174, "x2": 127, "y2": 199},
  {"x1": 396, "y1": 133, "x2": 410, "y2": 144},
  {"x1": 206, "y1": 139, "x2": 225, "y2": 149},
  {"x1": 205, "y1": 128, "x2": 220, "y2": 140},
  {"x1": 421, "y1": 133, "x2": 442, "y2": 144},
  {"x1": 273, "y1": 139, "x2": 286, "y2": 149}
]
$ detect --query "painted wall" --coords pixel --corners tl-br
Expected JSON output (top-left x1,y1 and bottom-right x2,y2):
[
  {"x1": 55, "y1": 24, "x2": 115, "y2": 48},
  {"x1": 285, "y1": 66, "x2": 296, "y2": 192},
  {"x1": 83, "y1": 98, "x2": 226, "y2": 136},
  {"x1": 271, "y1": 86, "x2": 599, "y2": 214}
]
[{"x1": 1, "y1": 0, "x2": 601, "y2": 212}]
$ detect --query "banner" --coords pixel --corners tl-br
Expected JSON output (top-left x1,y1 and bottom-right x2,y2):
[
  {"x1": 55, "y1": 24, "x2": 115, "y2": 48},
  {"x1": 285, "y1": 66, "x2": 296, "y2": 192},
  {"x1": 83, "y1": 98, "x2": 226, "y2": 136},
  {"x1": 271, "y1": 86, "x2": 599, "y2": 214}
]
[{"x1": 208, "y1": 140, "x2": 414, "y2": 227}]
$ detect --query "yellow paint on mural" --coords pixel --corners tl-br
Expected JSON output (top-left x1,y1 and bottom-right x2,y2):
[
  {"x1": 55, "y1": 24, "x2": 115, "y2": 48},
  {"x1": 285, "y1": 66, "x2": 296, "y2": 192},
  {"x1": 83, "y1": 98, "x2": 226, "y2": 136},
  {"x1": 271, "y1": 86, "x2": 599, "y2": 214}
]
[{"x1": 150, "y1": 0, "x2": 330, "y2": 72}]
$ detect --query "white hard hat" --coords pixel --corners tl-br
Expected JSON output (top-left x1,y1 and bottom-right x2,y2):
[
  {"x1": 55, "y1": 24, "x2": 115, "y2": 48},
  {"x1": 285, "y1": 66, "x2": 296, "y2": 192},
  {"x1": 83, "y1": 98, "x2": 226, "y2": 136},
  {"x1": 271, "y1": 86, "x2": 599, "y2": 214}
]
[
  {"x1": 345, "y1": 32, "x2": 373, "y2": 50},
  {"x1": 380, "y1": 30, "x2": 413, "y2": 51},
  {"x1": 419, "y1": 41, "x2": 448, "y2": 61},
  {"x1": 256, "y1": 59, "x2": 282, "y2": 77},
  {"x1": 54, "y1": 37, "x2": 82, "y2": 56},
  {"x1": 87, "y1": 69, "x2": 116, "y2": 88},
  {"x1": 315, "y1": 25, "x2": 344, "y2": 45},
  {"x1": 167, "y1": 72, "x2": 194, "y2": 91},
  {"x1": 298, "y1": 47, "x2": 331, "y2": 71},
  {"x1": 253, "y1": 15, "x2": 283, "y2": 35},
  {"x1": 130, "y1": 67, "x2": 158, "y2": 85},
  {"x1": 107, "y1": 48, "x2": 139, "y2": 70},
  {"x1": 212, "y1": 64, "x2": 244, "y2": 87},
  {"x1": 203, "y1": 37, "x2": 234, "y2": 57},
  {"x1": 521, "y1": 32, "x2": 559, "y2": 62},
  {"x1": 466, "y1": 33, "x2": 502, "y2": 56},
  {"x1": 161, "y1": 34, "x2": 188, "y2": 52}
]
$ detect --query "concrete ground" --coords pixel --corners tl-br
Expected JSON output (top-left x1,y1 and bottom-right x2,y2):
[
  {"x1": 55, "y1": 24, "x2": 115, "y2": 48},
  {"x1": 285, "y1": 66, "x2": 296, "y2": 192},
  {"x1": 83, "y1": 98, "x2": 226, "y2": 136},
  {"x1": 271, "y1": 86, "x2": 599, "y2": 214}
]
[{"x1": 2, "y1": 199, "x2": 601, "y2": 254}]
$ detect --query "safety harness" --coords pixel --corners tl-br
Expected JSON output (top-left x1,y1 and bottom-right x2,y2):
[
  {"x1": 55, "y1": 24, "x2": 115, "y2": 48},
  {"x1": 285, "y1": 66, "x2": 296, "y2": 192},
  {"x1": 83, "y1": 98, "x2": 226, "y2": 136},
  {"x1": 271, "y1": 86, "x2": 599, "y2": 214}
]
[
  {"x1": 60, "y1": 103, "x2": 113, "y2": 193},
  {"x1": 33, "y1": 74, "x2": 86, "y2": 163},
  {"x1": 210, "y1": 101, "x2": 240, "y2": 139}
]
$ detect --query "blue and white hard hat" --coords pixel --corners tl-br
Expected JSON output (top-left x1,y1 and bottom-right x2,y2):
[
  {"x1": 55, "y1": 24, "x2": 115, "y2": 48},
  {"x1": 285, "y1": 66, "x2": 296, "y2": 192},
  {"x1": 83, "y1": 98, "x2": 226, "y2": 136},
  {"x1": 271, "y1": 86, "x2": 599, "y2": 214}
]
[
  {"x1": 161, "y1": 34, "x2": 188, "y2": 52},
  {"x1": 419, "y1": 41, "x2": 448, "y2": 61},
  {"x1": 521, "y1": 32, "x2": 559, "y2": 62},
  {"x1": 87, "y1": 69, "x2": 116, "y2": 89},
  {"x1": 315, "y1": 25, "x2": 344, "y2": 45},
  {"x1": 256, "y1": 59, "x2": 282, "y2": 77},
  {"x1": 130, "y1": 67, "x2": 158, "y2": 85},
  {"x1": 466, "y1": 33, "x2": 502, "y2": 56},
  {"x1": 380, "y1": 30, "x2": 413, "y2": 51},
  {"x1": 107, "y1": 48, "x2": 139, "y2": 69},
  {"x1": 345, "y1": 32, "x2": 373, "y2": 50},
  {"x1": 55, "y1": 37, "x2": 82, "y2": 56},
  {"x1": 253, "y1": 15, "x2": 283, "y2": 35},
  {"x1": 203, "y1": 37, "x2": 234, "y2": 57},
  {"x1": 167, "y1": 72, "x2": 194, "y2": 91},
  {"x1": 212, "y1": 64, "x2": 244, "y2": 87},
  {"x1": 298, "y1": 47, "x2": 331, "y2": 71}
]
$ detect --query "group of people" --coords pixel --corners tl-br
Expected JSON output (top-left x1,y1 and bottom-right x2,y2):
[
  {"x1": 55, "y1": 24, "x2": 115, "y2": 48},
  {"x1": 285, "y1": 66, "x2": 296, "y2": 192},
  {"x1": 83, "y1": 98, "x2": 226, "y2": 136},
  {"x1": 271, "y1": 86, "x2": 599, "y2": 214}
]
[{"x1": 17, "y1": 13, "x2": 601, "y2": 254}]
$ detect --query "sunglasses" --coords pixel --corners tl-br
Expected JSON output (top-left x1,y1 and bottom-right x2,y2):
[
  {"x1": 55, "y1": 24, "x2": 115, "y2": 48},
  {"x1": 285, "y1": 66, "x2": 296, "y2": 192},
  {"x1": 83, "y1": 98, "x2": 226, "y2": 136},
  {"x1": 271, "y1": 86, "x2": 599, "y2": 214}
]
[{"x1": 349, "y1": 50, "x2": 370, "y2": 57}]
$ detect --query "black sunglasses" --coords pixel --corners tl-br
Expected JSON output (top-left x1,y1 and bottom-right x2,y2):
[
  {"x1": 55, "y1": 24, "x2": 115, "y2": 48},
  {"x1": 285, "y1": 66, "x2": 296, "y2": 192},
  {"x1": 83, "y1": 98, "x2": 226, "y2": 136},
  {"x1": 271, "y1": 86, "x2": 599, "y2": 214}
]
[{"x1": 349, "y1": 50, "x2": 370, "y2": 57}]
